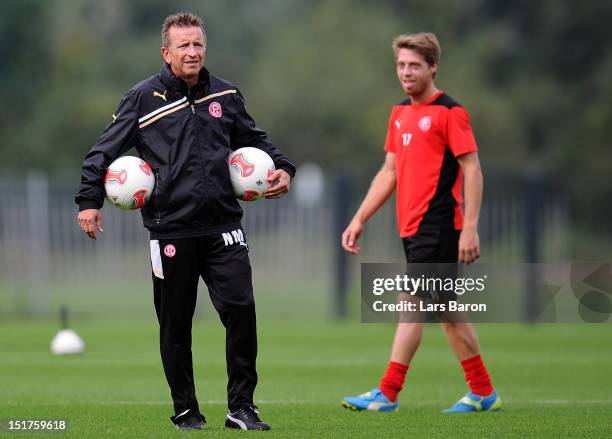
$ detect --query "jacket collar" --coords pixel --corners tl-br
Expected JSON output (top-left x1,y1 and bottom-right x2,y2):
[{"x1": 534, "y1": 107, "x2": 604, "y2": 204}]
[{"x1": 160, "y1": 63, "x2": 210, "y2": 94}]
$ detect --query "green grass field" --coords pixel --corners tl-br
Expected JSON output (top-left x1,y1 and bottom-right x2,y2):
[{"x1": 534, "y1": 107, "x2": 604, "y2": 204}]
[{"x1": 1, "y1": 320, "x2": 611, "y2": 438}]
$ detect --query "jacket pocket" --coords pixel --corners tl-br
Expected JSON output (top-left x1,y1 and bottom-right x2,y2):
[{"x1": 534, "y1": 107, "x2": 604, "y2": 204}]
[
  {"x1": 142, "y1": 168, "x2": 163, "y2": 226},
  {"x1": 152, "y1": 169, "x2": 163, "y2": 224}
]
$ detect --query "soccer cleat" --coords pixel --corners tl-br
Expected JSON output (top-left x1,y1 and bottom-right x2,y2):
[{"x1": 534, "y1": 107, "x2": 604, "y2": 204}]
[
  {"x1": 341, "y1": 388, "x2": 399, "y2": 412},
  {"x1": 225, "y1": 406, "x2": 271, "y2": 431},
  {"x1": 442, "y1": 391, "x2": 502, "y2": 413},
  {"x1": 170, "y1": 408, "x2": 206, "y2": 429}
]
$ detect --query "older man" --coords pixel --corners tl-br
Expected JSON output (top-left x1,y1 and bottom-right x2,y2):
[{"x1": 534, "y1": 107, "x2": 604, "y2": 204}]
[{"x1": 76, "y1": 11, "x2": 294, "y2": 431}]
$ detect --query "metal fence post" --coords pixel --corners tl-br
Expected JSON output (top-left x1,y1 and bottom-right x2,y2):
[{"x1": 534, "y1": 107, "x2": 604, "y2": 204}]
[
  {"x1": 332, "y1": 171, "x2": 351, "y2": 318},
  {"x1": 26, "y1": 171, "x2": 51, "y2": 317},
  {"x1": 524, "y1": 172, "x2": 541, "y2": 323}
]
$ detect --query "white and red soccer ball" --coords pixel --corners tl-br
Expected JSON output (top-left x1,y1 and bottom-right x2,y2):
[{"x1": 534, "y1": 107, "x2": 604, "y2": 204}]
[
  {"x1": 228, "y1": 147, "x2": 275, "y2": 201},
  {"x1": 104, "y1": 156, "x2": 155, "y2": 209}
]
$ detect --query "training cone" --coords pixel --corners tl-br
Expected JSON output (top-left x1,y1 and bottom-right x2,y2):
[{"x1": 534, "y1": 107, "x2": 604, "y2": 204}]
[
  {"x1": 51, "y1": 329, "x2": 85, "y2": 355},
  {"x1": 50, "y1": 306, "x2": 84, "y2": 355}
]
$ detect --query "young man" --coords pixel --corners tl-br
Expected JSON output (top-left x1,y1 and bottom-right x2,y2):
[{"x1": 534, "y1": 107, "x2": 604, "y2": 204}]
[
  {"x1": 340, "y1": 33, "x2": 501, "y2": 413},
  {"x1": 76, "y1": 12, "x2": 295, "y2": 430}
]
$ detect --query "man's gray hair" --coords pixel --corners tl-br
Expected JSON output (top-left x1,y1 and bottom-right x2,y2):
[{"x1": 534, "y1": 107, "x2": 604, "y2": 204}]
[{"x1": 162, "y1": 11, "x2": 206, "y2": 48}]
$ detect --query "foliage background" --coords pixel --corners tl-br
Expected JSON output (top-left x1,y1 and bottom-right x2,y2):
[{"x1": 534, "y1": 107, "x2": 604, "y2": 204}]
[{"x1": 1, "y1": 0, "x2": 611, "y2": 256}]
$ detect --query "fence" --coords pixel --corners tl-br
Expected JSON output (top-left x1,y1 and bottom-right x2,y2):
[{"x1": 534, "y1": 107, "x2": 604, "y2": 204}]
[{"x1": 0, "y1": 171, "x2": 570, "y2": 320}]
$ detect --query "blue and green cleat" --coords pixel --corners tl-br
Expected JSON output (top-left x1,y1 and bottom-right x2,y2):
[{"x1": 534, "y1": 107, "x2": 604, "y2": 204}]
[
  {"x1": 442, "y1": 391, "x2": 502, "y2": 413},
  {"x1": 341, "y1": 388, "x2": 398, "y2": 412}
]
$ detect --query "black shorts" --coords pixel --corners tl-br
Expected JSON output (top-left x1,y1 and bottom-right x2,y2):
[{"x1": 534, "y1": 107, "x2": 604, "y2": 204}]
[
  {"x1": 402, "y1": 227, "x2": 460, "y2": 263},
  {"x1": 402, "y1": 228, "x2": 460, "y2": 302}
]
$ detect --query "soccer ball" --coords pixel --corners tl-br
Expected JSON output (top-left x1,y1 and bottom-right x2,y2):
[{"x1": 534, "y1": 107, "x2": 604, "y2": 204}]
[
  {"x1": 104, "y1": 156, "x2": 155, "y2": 209},
  {"x1": 228, "y1": 147, "x2": 275, "y2": 201}
]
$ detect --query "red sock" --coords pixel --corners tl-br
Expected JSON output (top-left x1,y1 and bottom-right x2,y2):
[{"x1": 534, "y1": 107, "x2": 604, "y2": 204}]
[
  {"x1": 461, "y1": 354, "x2": 494, "y2": 396},
  {"x1": 379, "y1": 361, "x2": 409, "y2": 402}
]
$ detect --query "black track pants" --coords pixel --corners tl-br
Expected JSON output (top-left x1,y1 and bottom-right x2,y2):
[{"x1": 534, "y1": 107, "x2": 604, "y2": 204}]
[{"x1": 150, "y1": 228, "x2": 257, "y2": 414}]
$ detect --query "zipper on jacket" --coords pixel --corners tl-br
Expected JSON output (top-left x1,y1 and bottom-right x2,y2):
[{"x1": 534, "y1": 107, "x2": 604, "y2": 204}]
[
  {"x1": 187, "y1": 89, "x2": 195, "y2": 114},
  {"x1": 187, "y1": 88, "x2": 210, "y2": 210},
  {"x1": 153, "y1": 170, "x2": 161, "y2": 224}
]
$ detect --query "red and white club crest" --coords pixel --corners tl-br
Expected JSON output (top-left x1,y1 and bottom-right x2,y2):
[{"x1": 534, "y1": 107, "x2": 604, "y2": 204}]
[
  {"x1": 209, "y1": 102, "x2": 222, "y2": 118},
  {"x1": 418, "y1": 116, "x2": 432, "y2": 132},
  {"x1": 164, "y1": 244, "x2": 176, "y2": 258}
]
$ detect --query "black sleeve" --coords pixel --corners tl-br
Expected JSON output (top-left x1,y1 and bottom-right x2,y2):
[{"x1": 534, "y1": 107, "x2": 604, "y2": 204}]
[
  {"x1": 230, "y1": 89, "x2": 296, "y2": 179},
  {"x1": 75, "y1": 90, "x2": 140, "y2": 211}
]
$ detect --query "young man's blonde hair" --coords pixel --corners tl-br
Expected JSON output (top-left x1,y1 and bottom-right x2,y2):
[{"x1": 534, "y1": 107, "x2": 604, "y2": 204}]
[
  {"x1": 162, "y1": 11, "x2": 206, "y2": 48},
  {"x1": 392, "y1": 32, "x2": 441, "y2": 67}
]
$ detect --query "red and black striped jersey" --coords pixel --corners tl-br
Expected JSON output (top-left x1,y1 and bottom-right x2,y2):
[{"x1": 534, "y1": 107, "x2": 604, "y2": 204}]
[{"x1": 384, "y1": 90, "x2": 478, "y2": 237}]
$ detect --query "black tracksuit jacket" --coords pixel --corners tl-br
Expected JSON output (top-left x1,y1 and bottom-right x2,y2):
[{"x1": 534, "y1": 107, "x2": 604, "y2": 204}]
[{"x1": 75, "y1": 63, "x2": 296, "y2": 239}]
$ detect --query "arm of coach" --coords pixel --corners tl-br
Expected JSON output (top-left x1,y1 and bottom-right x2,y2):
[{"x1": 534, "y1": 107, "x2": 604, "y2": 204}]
[
  {"x1": 75, "y1": 89, "x2": 140, "y2": 239},
  {"x1": 230, "y1": 89, "x2": 295, "y2": 198}
]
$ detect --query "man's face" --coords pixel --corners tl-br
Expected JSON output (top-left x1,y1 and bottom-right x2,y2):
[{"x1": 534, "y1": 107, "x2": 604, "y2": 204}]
[
  {"x1": 395, "y1": 48, "x2": 436, "y2": 96},
  {"x1": 161, "y1": 26, "x2": 206, "y2": 83}
]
